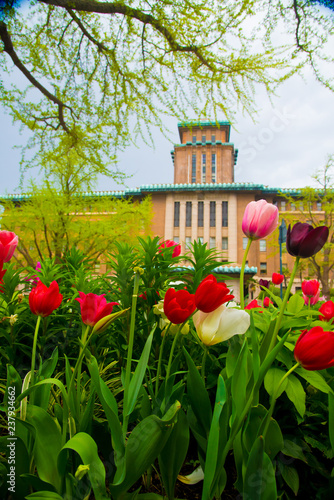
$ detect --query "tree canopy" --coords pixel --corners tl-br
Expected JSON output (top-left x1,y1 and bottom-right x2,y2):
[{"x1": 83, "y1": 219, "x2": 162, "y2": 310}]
[{"x1": 1, "y1": 0, "x2": 333, "y2": 184}]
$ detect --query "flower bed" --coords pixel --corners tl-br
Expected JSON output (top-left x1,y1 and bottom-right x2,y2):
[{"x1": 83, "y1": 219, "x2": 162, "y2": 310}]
[{"x1": 0, "y1": 204, "x2": 333, "y2": 500}]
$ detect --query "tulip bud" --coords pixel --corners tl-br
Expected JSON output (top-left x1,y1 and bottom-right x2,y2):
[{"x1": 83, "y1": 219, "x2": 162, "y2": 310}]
[
  {"x1": 193, "y1": 304, "x2": 250, "y2": 346},
  {"x1": 294, "y1": 327, "x2": 334, "y2": 370},
  {"x1": 0, "y1": 230, "x2": 18, "y2": 263},
  {"x1": 319, "y1": 300, "x2": 334, "y2": 323},
  {"x1": 286, "y1": 223, "x2": 328, "y2": 258},
  {"x1": 163, "y1": 288, "x2": 196, "y2": 324},
  {"x1": 242, "y1": 200, "x2": 279, "y2": 241},
  {"x1": 195, "y1": 275, "x2": 234, "y2": 313},
  {"x1": 272, "y1": 272, "x2": 284, "y2": 285},
  {"x1": 29, "y1": 281, "x2": 63, "y2": 317}
]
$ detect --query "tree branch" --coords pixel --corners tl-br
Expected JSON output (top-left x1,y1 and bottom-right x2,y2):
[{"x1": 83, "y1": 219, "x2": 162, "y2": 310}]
[
  {"x1": 39, "y1": 0, "x2": 217, "y2": 71},
  {"x1": 0, "y1": 21, "x2": 75, "y2": 132}
]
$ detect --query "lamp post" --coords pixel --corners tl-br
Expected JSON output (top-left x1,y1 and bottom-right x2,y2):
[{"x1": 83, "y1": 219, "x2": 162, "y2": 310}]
[{"x1": 279, "y1": 219, "x2": 287, "y2": 299}]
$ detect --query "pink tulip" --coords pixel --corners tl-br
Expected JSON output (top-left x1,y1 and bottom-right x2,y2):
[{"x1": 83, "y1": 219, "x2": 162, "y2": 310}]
[
  {"x1": 0, "y1": 231, "x2": 18, "y2": 263},
  {"x1": 301, "y1": 279, "x2": 320, "y2": 298},
  {"x1": 242, "y1": 200, "x2": 279, "y2": 241}
]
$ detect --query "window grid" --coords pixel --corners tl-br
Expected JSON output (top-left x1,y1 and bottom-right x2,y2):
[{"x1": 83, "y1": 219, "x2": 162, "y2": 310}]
[
  {"x1": 198, "y1": 201, "x2": 204, "y2": 227},
  {"x1": 222, "y1": 201, "x2": 228, "y2": 227},
  {"x1": 191, "y1": 154, "x2": 196, "y2": 183},
  {"x1": 202, "y1": 154, "x2": 206, "y2": 183},
  {"x1": 210, "y1": 201, "x2": 216, "y2": 227},
  {"x1": 174, "y1": 201, "x2": 180, "y2": 227},
  {"x1": 186, "y1": 201, "x2": 192, "y2": 227},
  {"x1": 222, "y1": 237, "x2": 228, "y2": 250},
  {"x1": 211, "y1": 153, "x2": 216, "y2": 183}
]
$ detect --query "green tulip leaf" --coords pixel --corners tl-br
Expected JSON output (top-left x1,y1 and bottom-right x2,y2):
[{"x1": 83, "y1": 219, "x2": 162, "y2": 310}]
[
  {"x1": 126, "y1": 328, "x2": 154, "y2": 416},
  {"x1": 183, "y1": 347, "x2": 212, "y2": 437},
  {"x1": 231, "y1": 341, "x2": 250, "y2": 426},
  {"x1": 279, "y1": 463, "x2": 299, "y2": 496},
  {"x1": 329, "y1": 392, "x2": 334, "y2": 452},
  {"x1": 159, "y1": 408, "x2": 189, "y2": 500},
  {"x1": 243, "y1": 435, "x2": 264, "y2": 499},
  {"x1": 25, "y1": 492, "x2": 64, "y2": 499},
  {"x1": 202, "y1": 374, "x2": 228, "y2": 500},
  {"x1": 264, "y1": 367, "x2": 288, "y2": 398},
  {"x1": 295, "y1": 366, "x2": 332, "y2": 394},
  {"x1": 58, "y1": 432, "x2": 109, "y2": 500},
  {"x1": 87, "y1": 356, "x2": 125, "y2": 474},
  {"x1": 110, "y1": 401, "x2": 180, "y2": 499},
  {"x1": 26, "y1": 405, "x2": 63, "y2": 493},
  {"x1": 285, "y1": 374, "x2": 306, "y2": 418},
  {"x1": 287, "y1": 294, "x2": 305, "y2": 314}
]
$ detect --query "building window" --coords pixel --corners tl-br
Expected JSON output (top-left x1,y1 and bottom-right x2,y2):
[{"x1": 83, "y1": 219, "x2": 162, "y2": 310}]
[
  {"x1": 259, "y1": 240, "x2": 266, "y2": 252},
  {"x1": 222, "y1": 201, "x2": 228, "y2": 227},
  {"x1": 201, "y1": 154, "x2": 206, "y2": 183},
  {"x1": 260, "y1": 262, "x2": 267, "y2": 275},
  {"x1": 191, "y1": 154, "x2": 196, "y2": 183},
  {"x1": 243, "y1": 237, "x2": 248, "y2": 250},
  {"x1": 211, "y1": 153, "x2": 216, "y2": 183},
  {"x1": 174, "y1": 201, "x2": 180, "y2": 227},
  {"x1": 192, "y1": 135, "x2": 196, "y2": 144},
  {"x1": 211, "y1": 134, "x2": 216, "y2": 143},
  {"x1": 280, "y1": 201, "x2": 286, "y2": 211},
  {"x1": 202, "y1": 135, "x2": 206, "y2": 143},
  {"x1": 299, "y1": 202, "x2": 303, "y2": 211},
  {"x1": 210, "y1": 201, "x2": 216, "y2": 227},
  {"x1": 94, "y1": 262, "x2": 101, "y2": 273},
  {"x1": 209, "y1": 237, "x2": 216, "y2": 249},
  {"x1": 173, "y1": 236, "x2": 179, "y2": 243},
  {"x1": 198, "y1": 201, "x2": 204, "y2": 227},
  {"x1": 222, "y1": 237, "x2": 228, "y2": 250},
  {"x1": 290, "y1": 202, "x2": 296, "y2": 211},
  {"x1": 185, "y1": 236, "x2": 191, "y2": 249},
  {"x1": 198, "y1": 237, "x2": 204, "y2": 244},
  {"x1": 317, "y1": 201, "x2": 322, "y2": 211},
  {"x1": 186, "y1": 201, "x2": 192, "y2": 227}
]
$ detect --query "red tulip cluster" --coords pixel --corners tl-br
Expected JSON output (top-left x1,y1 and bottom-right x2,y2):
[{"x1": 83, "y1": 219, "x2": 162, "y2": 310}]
[
  {"x1": 163, "y1": 274, "x2": 234, "y2": 324},
  {"x1": 294, "y1": 327, "x2": 334, "y2": 370}
]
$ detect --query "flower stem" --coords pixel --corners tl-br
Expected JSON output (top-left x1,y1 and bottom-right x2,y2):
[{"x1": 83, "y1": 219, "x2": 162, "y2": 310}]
[
  {"x1": 122, "y1": 271, "x2": 140, "y2": 438},
  {"x1": 201, "y1": 346, "x2": 208, "y2": 382},
  {"x1": 30, "y1": 315, "x2": 42, "y2": 405},
  {"x1": 239, "y1": 238, "x2": 252, "y2": 309},
  {"x1": 155, "y1": 322, "x2": 171, "y2": 398},
  {"x1": 77, "y1": 324, "x2": 90, "y2": 417},
  {"x1": 268, "y1": 257, "x2": 299, "y2": 353}
]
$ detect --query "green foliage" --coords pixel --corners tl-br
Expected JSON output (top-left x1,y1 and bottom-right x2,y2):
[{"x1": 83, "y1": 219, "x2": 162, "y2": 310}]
[{"x1": 0, "y1": 182, "x2": 153, "y2": 265}]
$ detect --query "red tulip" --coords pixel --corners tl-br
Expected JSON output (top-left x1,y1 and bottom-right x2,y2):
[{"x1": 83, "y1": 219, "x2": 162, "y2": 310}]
[
  {"x1": 319, "y1": 300, "x2": 334, "y2": 323},
  {"x1": 286, "y1": 223, "x2": 328, "y2": 258},
  {"x1": 272, "y1": 273, "x2": 284, "y2": 285},
  {"x1": 294, "y1": 327, "x2": 334, "y2": 370},
  {"x1": 242, "y1": 200, "x2": 279, "y2": 241},
  {"x1": 0, "y1": 230, "x2": 18, "y2": 263},
  {"x1": 158, "y1": 240, "x2": 181, "y2": 258},
  {"x1": 301, "y1": 279, "x2": 320, "y2": 298},
  {"x1": 29, "y1": 280, "x2": 63, "y2": 317},
  {"x1": 263, "y1": 297, "x2": 272, "y2": 308},
  {"x1": 245, "y1": 299, "x2": 261, "y2": 310},
  {"x1": 195, "y1": 275, "x2": 234, "y2": 313},
  {"x1": 76, "y1": 292, "x2": 119, "y2": 327},
  {"x1": 163, "y1": 288, "x2": 196, "y2": 324}
]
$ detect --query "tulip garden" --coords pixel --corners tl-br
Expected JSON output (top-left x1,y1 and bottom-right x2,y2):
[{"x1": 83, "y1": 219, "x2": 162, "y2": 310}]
[{"x1": 0, "y1": 200, "x2": 334, "y2": 500}]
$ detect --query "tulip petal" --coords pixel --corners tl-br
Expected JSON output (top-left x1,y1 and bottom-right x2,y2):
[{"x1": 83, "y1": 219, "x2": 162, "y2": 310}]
[
  {"x1": 297, "y1": 226, "x2": 329, "y2": 258},
  {"x1": 178, "y1": 466, "x2": 204, "y2": 485}
]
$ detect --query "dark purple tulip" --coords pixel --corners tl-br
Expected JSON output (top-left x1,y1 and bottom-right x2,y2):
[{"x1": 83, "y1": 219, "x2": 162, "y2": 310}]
[
  {"x1": 259, "y1": 279, "x2": 270, "y2": 289},
  {"x1": 286, "y1": 223, "x2": 329, "y2": 258}
]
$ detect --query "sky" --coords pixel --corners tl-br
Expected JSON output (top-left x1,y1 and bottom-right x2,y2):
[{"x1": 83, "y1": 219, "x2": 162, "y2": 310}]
[{"x1": 1, "y1": 3, "x2": 334, "y2": 195}]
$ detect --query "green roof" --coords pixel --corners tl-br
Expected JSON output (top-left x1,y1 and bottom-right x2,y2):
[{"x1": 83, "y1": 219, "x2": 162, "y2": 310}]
[{"x1": 0, "y1": 183, "x2": 304, "y2": 202}]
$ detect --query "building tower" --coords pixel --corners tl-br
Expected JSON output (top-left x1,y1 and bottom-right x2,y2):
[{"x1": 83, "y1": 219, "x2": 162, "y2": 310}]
[{"x1": 171, "y1": 121, "x2": 238, "y2": 185}]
